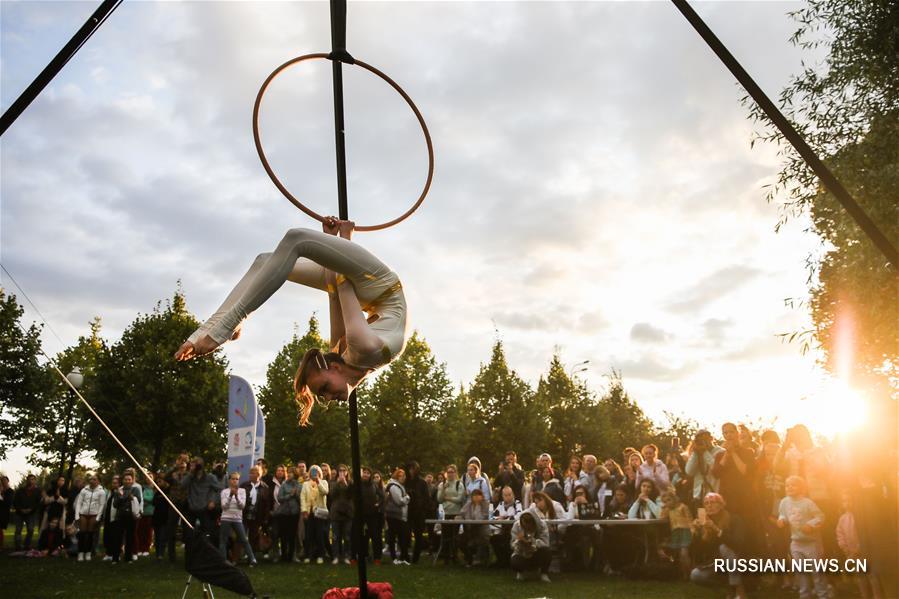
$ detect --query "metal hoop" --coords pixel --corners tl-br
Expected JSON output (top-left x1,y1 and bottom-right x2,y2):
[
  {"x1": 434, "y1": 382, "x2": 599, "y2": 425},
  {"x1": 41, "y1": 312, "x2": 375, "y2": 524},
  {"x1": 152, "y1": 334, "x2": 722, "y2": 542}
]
[{"x1": 253, "y1": 53, "x2": 434, "y2": 232}]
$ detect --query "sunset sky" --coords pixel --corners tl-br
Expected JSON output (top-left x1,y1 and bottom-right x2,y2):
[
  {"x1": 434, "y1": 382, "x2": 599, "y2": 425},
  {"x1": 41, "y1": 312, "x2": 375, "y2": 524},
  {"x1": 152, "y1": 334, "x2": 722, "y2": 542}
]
[{"x1": 1, "y1": 1, "x2": 851, "y2": 480}]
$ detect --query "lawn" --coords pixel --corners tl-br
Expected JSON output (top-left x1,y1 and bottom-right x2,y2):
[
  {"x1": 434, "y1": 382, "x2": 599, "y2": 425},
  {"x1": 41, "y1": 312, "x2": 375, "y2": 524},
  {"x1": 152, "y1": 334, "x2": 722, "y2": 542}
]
[{"x1": 0, "y1": 552, "x2": 808, "y2": 599}]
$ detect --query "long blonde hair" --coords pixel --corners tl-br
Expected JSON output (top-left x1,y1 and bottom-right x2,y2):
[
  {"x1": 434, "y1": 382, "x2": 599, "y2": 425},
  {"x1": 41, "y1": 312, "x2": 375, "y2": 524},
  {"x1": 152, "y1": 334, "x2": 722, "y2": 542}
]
[{"x1": 293, "y1": 348, "x2": 344, "y2": 426}]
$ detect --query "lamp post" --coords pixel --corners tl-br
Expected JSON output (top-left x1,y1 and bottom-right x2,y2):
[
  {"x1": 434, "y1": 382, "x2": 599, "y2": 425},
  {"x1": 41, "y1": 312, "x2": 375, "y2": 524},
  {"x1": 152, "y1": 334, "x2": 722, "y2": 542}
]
[
  {"x1": 66, "y1": 366, "x2": 84, "y2": 389},
  {"x1": 569, "y1": 360, "x2": 590, "y2": 378},
  {"x1": 61, "y1": 367, "x2": 84, "y2": 484}
]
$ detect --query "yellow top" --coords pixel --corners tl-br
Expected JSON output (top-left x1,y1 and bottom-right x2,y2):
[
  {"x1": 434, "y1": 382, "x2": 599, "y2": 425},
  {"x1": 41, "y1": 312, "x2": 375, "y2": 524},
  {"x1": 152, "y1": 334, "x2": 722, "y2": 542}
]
[
  {"x1": 300, "y1": 479, "x2": 330, "y2": 514},
  {"x1": 663, "y1": 503, "x2": 693, "y2": 530}
]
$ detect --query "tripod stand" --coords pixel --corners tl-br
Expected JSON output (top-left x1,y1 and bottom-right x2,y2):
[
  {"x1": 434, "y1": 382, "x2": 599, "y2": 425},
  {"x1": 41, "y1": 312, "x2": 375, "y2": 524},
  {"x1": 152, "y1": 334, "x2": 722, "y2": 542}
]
[{"x1": 181, "y1": 575, "x2": 216, "y2": 599}]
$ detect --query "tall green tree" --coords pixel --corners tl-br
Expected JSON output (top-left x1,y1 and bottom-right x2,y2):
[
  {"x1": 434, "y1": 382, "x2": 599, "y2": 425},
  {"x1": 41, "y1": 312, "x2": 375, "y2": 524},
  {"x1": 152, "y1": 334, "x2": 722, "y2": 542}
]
[
  {"x1": 747, "y1": 0, "x2": 898, "y2": 392},
  {"x1": 593, "y1": 370, "x2": 655, "y2": 461},
  {"x1": 91, "y1": 291, "x2": 229, "y2": 470},
  {"x1": 0, "y1": 290, "x2": 53, "y2": 460},
  {"x1": 360, "y1": 332, "x2": 458, "y2": 471},
  {"x1": 462, "y1": 341, "x2": 540, "y2": 473},
  {"x1": 807, "y1": 118, "x2": 898, "y2": 387},
  {"x1": 256, "y1": 316, "x2": 350, "y2": 466},
  {"x1": 538, "y1": 354, "x2": 600, "y2": 462},
  {"x1": 434, "y1": 385, "x2": 474, "y2": 472},
  {"x1": 29, "y1": 318, "x2": 107, "y2": 481}
]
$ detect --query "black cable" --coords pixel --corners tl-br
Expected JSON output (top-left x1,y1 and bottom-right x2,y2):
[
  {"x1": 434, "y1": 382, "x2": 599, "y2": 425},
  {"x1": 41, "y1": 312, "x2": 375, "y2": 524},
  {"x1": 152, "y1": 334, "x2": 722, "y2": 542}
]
[
  {"x1": 1, "y1": 262, "x2": 67, "y2": 348},
  {"x1": 0, "y1": 0, "x2": 124, "y2": 136},
  {"x1": 670, "y1": 0, "x2": 898, "y2": 272},
  {"x1": 0, "y1": 261, "x2": 157, "y2": 457}
]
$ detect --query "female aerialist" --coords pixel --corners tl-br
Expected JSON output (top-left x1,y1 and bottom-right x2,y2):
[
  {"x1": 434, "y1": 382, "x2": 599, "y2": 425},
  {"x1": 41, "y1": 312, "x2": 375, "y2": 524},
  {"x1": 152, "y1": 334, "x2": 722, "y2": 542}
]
[{"x1": 175, "y1": 218, "x2": 408, "y2": 424}]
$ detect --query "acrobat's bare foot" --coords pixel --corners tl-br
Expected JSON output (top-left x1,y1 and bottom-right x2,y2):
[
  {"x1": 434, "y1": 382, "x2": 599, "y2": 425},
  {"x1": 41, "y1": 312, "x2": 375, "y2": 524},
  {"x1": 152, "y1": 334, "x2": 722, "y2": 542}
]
[
  {"x1": 192, "y1": 334, "x2": 221, "y2": 356},
  {"x1": 174, "y1": 334, "x2": 222, "y2": 361},
  {"x1": 174, "y1": 341, "x2": 196, "y2": 361},
  {"x1": 175, "y1": 341, "x2": 197, "y2": 362}
]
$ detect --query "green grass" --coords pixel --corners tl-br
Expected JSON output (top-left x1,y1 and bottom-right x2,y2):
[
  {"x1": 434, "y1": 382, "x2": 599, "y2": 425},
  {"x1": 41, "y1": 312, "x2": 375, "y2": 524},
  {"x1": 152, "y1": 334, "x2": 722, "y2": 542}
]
[{"x1": 0, "y1": 551, "x2": 814, "y2": 599}]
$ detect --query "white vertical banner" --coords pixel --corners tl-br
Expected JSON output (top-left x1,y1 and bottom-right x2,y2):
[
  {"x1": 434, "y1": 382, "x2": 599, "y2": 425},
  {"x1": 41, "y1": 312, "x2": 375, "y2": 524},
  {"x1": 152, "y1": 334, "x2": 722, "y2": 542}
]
[
  {"x1": 227, "y1": 375, "x2": 257, "y2": 484},
  {"x1": 254, "y1": 404, "x2": 266, "y2": 464}
]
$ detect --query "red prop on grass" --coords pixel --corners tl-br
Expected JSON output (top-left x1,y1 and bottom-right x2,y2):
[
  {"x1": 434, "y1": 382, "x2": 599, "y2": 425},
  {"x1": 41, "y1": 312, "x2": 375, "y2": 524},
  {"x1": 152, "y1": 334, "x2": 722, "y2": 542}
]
[{"x1": 322, "y1": 582, "x2": 394, "y2": 599}]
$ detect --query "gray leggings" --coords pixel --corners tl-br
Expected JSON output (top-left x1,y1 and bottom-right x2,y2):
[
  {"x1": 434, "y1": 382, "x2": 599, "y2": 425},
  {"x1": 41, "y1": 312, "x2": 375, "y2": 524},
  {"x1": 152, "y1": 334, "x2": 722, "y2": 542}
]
[
  {"x1": 791, "y1": 540, "x2": 830, "y2": 599},
  {"x1": 191, "y1": 229, "x2": 404, "y2": 355}
]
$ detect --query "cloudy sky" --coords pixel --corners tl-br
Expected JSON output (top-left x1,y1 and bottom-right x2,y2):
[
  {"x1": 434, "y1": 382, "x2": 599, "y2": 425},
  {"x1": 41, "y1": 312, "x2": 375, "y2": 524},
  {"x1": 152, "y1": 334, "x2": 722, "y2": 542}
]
[{"x1": 2, "y1": 1, "x2": 848, "y2": 478}]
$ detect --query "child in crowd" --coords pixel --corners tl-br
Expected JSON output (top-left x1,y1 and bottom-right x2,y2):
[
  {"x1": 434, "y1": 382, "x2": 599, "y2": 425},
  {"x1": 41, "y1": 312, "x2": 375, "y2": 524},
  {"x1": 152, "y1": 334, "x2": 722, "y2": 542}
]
[
  {"x1": 659, "y1": 489, "x2": 692, "y2": 579},
  {"x1": 757, "y1": 441, "x2": 791, "y2": 590},
  {"x1": 36, "y1": 517, "x2": 65, "y2": 557},
  {"x1": 778, "y1": 476, "x2": 829, "y2": 599},
  {"x1": 836, "y1": 490, "x2": 883, "y2": 599},
  {"x1": 459, "y1": 489, "x2": 491, "y2": 567},
  {"x1": 63, "y1": 522, "x2": 79, "y2": 558}
]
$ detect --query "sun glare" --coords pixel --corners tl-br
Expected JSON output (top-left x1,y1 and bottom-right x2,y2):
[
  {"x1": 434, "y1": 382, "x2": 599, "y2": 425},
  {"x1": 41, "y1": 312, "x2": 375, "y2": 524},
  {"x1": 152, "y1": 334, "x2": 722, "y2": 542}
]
[{"x1": 807, "y1": 379, "x2": 868, "y2": 438}]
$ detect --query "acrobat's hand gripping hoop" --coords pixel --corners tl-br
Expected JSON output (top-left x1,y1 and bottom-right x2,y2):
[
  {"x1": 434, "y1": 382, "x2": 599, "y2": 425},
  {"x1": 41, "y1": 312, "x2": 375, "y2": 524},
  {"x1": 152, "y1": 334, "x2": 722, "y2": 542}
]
[{"x1": 252, "y1": 53, "x2": 435, "y2": 232}]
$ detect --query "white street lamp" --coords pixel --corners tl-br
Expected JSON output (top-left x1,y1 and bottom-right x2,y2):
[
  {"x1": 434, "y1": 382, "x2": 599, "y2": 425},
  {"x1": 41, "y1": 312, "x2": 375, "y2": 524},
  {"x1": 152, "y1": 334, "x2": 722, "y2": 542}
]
[
  {"x1": 66, "y1": 367, "x2": 84, "y2": 390},
  {"x1": 62, "y1": 366, "x2": 84, "y2": 484}
]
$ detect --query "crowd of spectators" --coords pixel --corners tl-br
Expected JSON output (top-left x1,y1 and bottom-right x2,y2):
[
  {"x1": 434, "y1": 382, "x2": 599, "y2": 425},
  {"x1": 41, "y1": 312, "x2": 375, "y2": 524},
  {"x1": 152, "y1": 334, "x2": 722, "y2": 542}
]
[{"x1": 0, "y1": 423, "x2": 894, "y2": 598}]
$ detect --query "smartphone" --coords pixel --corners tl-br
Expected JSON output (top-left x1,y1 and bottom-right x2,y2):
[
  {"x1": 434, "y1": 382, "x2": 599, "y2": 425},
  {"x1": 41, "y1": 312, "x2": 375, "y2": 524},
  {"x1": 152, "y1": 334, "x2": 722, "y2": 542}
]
[
  {"x1": 698, "y1": 507, "x2": 707, "y2": 524},
  {"x1": 672, "y1": 437, "x2": 680, "y2": 450}
]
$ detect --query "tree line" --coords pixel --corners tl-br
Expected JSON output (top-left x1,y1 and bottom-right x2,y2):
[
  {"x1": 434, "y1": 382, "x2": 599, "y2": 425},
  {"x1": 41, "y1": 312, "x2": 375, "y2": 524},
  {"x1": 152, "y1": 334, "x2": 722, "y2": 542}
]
[
  {"x1": 6, "y1": 0, "x2": 893, "y2": 479},
  {"x1": 1, "y1": 288, "x2": 694, "y2": 479}
]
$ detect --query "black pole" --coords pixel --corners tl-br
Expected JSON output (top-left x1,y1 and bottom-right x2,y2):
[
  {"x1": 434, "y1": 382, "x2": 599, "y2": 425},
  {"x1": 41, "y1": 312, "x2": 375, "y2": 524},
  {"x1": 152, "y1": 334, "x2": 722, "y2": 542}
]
[
  {"x1": 670, "y1": 0, "x2": 899, "y2": 273},
  {"x1": 333, "y1": 52, "x2": 350, "y2": 220},
  {"x1": 0, "y1": 0, "x2": 122, "y2": 137},
  {"x1": 59, "y1": 389, "x2": 76, "y2": 478},
  {"x1": 328, "y1": 1, "x2": 367, "y2": 597}
]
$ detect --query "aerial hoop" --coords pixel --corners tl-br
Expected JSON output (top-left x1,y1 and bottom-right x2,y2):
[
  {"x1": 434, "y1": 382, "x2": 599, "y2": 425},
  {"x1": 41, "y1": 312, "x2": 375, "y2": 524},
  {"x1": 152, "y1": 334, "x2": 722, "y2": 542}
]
[{"x1": 252, "y1": 53, "x2": 434, "y2": 232}]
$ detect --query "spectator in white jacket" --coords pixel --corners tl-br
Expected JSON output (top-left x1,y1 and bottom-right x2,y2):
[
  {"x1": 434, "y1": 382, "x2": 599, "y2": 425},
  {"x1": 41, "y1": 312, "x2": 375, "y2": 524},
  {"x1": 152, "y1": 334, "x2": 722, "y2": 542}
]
[
  {"x1": 635, "y1": 444, "x2": 670, "y2": 492},
  {"x1": 491, "y1": 486, "x2": 522, "y2": 567},
  {"x1": 219, "y1": 472, "x2": 256, "y2": 565},
  {"x1": 74, "y1": 474, "x2": 106, "y2": 561}
]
